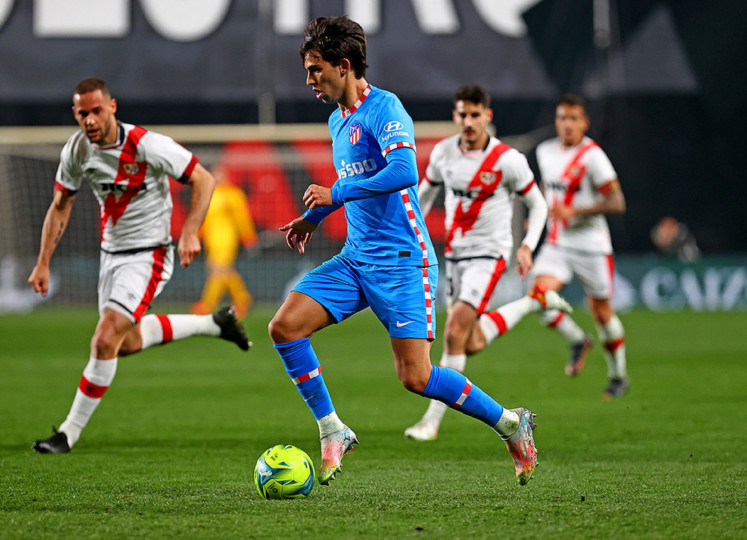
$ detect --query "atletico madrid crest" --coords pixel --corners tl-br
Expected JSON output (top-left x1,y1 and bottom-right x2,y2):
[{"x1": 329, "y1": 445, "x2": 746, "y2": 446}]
[{"x1": 349, "y1": 122, "x2": 362, "y2": 144}]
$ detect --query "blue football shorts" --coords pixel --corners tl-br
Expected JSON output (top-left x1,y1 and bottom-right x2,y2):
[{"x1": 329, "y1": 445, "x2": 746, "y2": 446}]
[{"x1": 293, "y1": 255, "x2": 439, "y2": 340}]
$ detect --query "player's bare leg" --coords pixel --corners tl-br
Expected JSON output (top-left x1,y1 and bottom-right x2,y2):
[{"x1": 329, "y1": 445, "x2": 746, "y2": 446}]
[
  {"x1": 479, "y1": 279, "x2": 572, "y2": 348},
  {"x1": 33, "y1": 305, "x2": 250, "y2": 454},
  {"x1": 124, "y1": 306, "x2": 250, "y2": 355},
  {"x1": 534, "y1": 275, "x2": 592, "y2": 375},
  {"x1": 33, "y1": 309, "x2": 130, "y2": 453},
  {"x1": 395, "y1": 337, "x2": 537, "y2": 484},
  {"x1": 270, "y1": 292, "x2": 357, "y2": 485},
  {"x1": 405, "y1": 285, "x2": 571, "y2": 442},
  {"x1": 405, "y1": 304, "x2": 474, "y2": 441}
]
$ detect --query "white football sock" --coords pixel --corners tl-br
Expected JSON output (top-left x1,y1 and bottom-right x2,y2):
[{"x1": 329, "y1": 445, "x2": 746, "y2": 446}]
[
  {"x1": 597, "y1": 315, "x2": 627, "y2": 378},
  {"x1": 318, "y1": 411, "x2": 346, "y2": 439},
  {"x1": 479, "y1": 314, "x2": 501, "y2": 344},
  {"x1": 480, "y1": 296, "x2": 538, "y2": 346},
  {"x1": 58, "y1": 356, "x2": 118, "y2": 447},
  {"x1": 541, "y1": 309, "x2": 586, "y2": 343},
  {"x1": 140, "y1": 313, "x2": 220, "y2": 350},
  {"x1": 493, "y1": 407, "x2": 520, "y2": 438}
]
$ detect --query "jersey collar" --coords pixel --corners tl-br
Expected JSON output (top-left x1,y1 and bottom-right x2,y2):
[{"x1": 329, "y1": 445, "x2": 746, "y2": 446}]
[
  {"x1": 457, "y1": 134, "x2": 492, "y2": 154},
  {"x1": 93, "y1": 122, "x2": 126, "y2": 150},
  {"x1": 341, "y1": 85, "x2": 371, "y2": 118}
]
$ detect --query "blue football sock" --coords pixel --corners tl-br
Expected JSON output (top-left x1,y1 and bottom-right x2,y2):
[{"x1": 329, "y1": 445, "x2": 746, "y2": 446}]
[
  {"x1": 422, "y1": 365, "x2": 504, "y2": 426},
  {"x1": 274, "y1": 338, "x2": 334, "y2": 420}
]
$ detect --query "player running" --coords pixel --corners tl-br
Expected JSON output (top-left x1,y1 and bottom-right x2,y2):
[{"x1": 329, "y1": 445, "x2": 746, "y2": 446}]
[
  {"x1": 268, "y1": 17, "x2": 537, "y2": 486},
  {"x1": 29, "y1": 78, "x2": 250, "y2": 454},
  {"x1": 531, "y1": 94, "x2": 629, "y2": 399},
  {"x1": 404, "y1": 84, "x2": 571, "y2": 442}
]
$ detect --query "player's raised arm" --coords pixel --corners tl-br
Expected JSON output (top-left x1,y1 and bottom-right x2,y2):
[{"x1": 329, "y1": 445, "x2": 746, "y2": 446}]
[
  {"x1": 178, "y1": 163, "x2": 215, "y2": 268},
  {"x1": 331, "y1": 146, "x2": 417, "y2": 204},
  {"x1": 417, "y1": 176, "x2": 441, "y2": 219},
  {"x1": 28, "y1": 188, "x2": 75, "y2": 297},
  {"x1": 515, "y1": 189, "x2": 546, "y2": 279},
  {"x1": 516, "y1": 181, "x2": 548, "y2": 279},
  {"x1": 550, "y1": 178, "x2": 626, "y2": 221},
  {"x1": 596, "y1": 178, "x2": 626, "y2": 215}
]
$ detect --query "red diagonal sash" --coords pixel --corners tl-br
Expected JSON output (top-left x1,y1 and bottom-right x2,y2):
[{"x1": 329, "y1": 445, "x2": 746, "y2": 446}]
[
  {"x1": 445, "y1": 142, "x2": 511, "y2": 255},
  {"x1": 561, "y1": 141, "x2": 598, "y2": 207},
  {"x1": 101, "y1": 126, "x2": 148, "y2": 238},
  {"x1": 547, "y1": 141, "x2": 598, "y2": 242}
]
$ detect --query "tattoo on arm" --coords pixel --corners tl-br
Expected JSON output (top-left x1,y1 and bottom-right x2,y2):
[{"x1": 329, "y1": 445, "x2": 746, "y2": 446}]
[{"x1": 53, "y1": 221, "x2": 65, "y2": 245}]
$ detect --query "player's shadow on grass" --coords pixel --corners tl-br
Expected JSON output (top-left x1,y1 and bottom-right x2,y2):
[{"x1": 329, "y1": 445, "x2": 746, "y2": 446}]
[
  {"x1": 88, "y1": 436, "x2": 287, "y2": 452},
  {"x1": 4, "y1": 436, "x2": 309, "y2": 454}
]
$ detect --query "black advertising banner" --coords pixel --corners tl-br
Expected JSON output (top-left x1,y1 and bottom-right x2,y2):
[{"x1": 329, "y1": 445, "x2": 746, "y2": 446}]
[
  {"x1": 0, "y1": 0, "x2": 700, "y2": 105},
  {"x1": 0, "y1": 0, "x2": 746, "y2": 253}
]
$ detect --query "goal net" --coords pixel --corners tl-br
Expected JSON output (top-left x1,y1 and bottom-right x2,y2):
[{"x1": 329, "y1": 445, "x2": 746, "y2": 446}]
[{"x1": 2, "y1": 122, "x2": 488, "y2": 312}]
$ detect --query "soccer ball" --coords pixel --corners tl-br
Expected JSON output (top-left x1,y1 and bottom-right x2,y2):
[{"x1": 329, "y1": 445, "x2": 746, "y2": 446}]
[{"x1": 254, "y1": 444, "x2": 315, "y2": 499}]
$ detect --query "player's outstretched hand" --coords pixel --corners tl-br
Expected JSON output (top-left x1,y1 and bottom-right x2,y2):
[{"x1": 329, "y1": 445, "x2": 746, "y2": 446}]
[
  {"x1": 279, "y1": 217, "x2": 318, "y2": 255},
  {"x1": 515, "y1": 244, "x2": 533, "y2": 281},
  {"x1": 303, "y1": 184, "x2": 333, "y2": 209},
  {"x1": 178, "y1": 232, "x2": 202, "y2": 267},
  {"x1": 28, "y1": 264, "x2": 51, "y2": 297}
]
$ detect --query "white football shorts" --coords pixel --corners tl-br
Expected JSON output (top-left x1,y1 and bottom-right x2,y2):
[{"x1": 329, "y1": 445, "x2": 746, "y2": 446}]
[
  {"x1": 98, "y1": 245, "x2": 174, "y2": 322},
  {"x1": 446, "y1": 257, "x2": 507, "y2": 315},
  {"x1": 531, "y1": 243, "x2": 614, "y2": 299}
]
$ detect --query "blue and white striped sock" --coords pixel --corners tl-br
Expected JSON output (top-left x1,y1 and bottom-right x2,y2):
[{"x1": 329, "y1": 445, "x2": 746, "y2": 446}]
[
  {"x1": 274, "y1": 338, "x2": 335, "y2": 421},
  {"x1": 421, "y1": 365, "x2": 505, "y2": 428}
]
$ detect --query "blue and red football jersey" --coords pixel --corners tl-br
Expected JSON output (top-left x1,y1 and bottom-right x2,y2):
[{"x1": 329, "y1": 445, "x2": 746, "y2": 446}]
[{"x1": 305, "y1": 85, "x2": 437, "y2": 267}]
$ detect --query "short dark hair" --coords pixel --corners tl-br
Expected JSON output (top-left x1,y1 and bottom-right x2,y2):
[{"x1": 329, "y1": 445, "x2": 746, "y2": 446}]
[
  {"x1": 557, "y1": 93, "x2": 587, "y2": 114},
  {"x1": 454, "y1": 84, "x2": 491, "y2": 108},
  {"x1": 73, "y1": 78, "x2": 111, "y2": 100},
  {"x1": 299, "y1": 16, "x2": 368, "y2": 78}
]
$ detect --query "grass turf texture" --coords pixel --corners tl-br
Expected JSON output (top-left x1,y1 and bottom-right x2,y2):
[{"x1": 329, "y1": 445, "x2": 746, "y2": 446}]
[{"x1": 1, "y1": 306, "x2": 745, "y2": 538}]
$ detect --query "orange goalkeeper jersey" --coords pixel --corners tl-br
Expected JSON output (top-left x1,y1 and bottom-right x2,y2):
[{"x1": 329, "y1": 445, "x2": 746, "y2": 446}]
[{"x1": 199, "y1": 182, "x2": 257, "y2": 264}]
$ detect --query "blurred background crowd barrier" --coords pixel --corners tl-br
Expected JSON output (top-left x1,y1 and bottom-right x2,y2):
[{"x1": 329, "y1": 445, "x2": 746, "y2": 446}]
[{"x1": 1, "y1": 124, "x2": 744, "y2": 313}]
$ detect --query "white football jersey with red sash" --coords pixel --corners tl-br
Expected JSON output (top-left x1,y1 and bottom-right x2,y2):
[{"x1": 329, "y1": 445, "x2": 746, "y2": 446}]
[
  {"x1": 423, "y1": 134, "x2": 536, "y2": 260},
  {"x1": 536, "y1": 136, "x2": 617, "y2": 254},
  {"x1": 55, "y1": 122, "x2": 198, "y2": 253}
]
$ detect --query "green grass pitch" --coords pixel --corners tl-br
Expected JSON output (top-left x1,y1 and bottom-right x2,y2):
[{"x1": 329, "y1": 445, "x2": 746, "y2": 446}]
[{"x1": 1, "y1": 306, "x2": 745, "y2": 538}]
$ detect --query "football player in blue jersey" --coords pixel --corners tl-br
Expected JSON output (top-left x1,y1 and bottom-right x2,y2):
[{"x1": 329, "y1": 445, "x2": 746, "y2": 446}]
[{"x1": 267, "y1": 15, "x2": 538, "y2": 486}]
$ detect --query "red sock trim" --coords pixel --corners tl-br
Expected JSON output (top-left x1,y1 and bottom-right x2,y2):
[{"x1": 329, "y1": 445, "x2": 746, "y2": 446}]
[
  {"x1": 292, "y1": 366, "x2": 322, "y2": 385},
  {"x1": 79, "y1": 375, "x2": 108, "y2": 398},
  {"x1": 548, "y1": 311, "x2": 565, "y2": 328},
  {"x1": 453, "y1": 380, "x2": 472, "y2": 409},
  {"x1": 486, "y1": 311, "x2": 508, "y2": 335},
  {"x1": 156, "y1": 314, "x2": 173, "y2": 343},
  {"x1": 604, "y1": 337, "x2": 625, "y2": 353}
]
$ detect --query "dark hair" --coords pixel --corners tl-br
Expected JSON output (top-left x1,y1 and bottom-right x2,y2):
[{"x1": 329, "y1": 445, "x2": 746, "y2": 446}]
[
  {"x1": 557, "y1": 93, "x2": 587, "y2": 114},
  {"x1": 73, "y1": 78, "x2": 111, "y2": 100},
  {"x1": 454, "y1": 84, "x2": 491, "y2": 108},
  {"x1": 299, "y1": 16, "x2": 368, "y2": 78}
]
